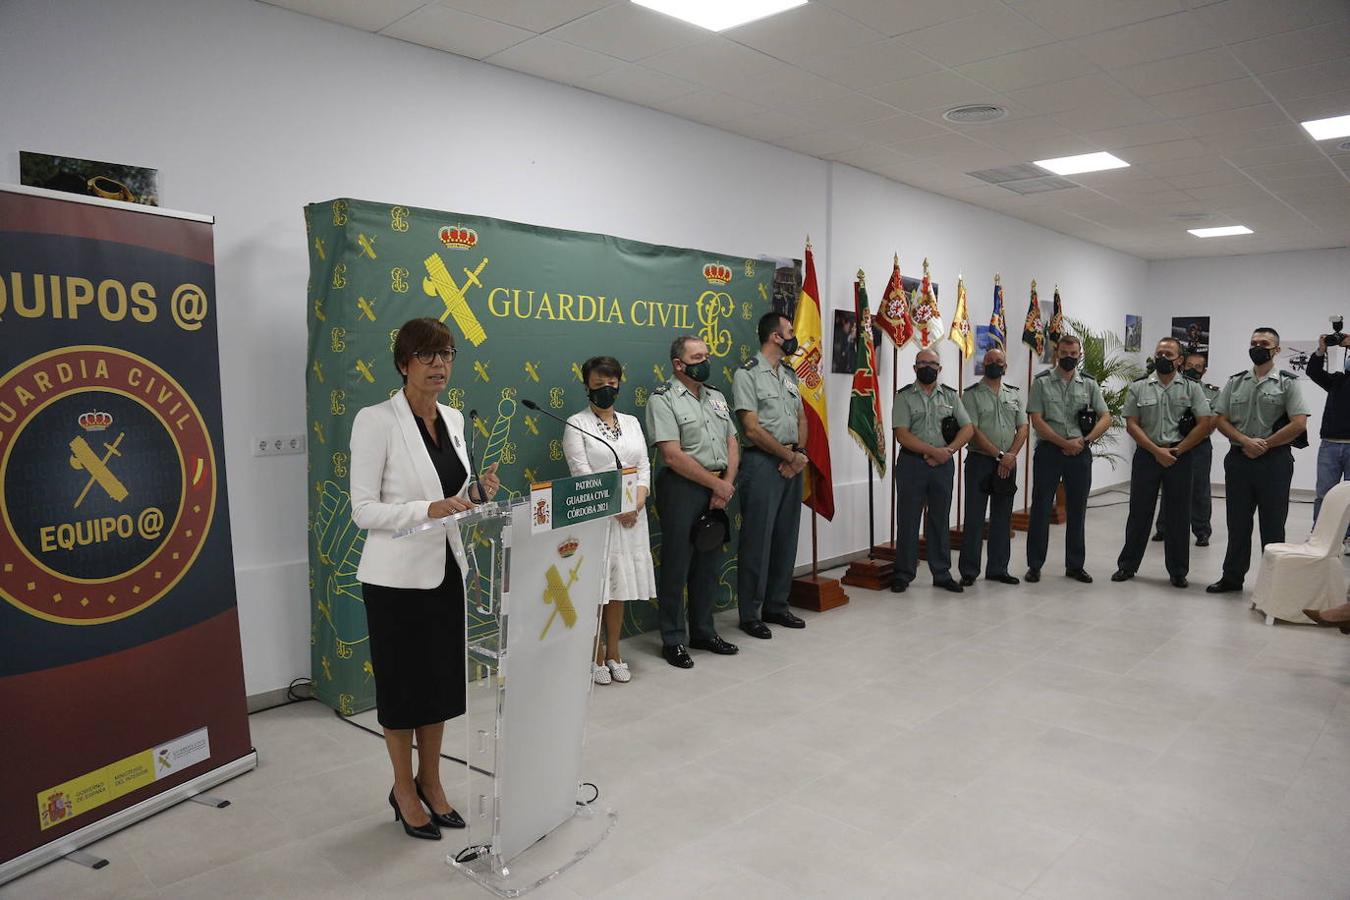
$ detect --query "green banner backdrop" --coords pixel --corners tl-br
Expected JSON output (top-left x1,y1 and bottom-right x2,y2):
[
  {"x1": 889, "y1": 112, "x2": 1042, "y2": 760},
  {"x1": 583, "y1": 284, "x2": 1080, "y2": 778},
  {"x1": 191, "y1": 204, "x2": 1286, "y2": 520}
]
[{"x1": 305, "y1": 198, "x2": 789, "y2": 714}]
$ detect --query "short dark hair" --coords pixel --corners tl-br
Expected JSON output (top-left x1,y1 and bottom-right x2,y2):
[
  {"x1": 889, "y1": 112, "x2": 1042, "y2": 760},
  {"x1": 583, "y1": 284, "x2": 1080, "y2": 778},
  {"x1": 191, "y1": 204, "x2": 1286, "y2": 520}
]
[
  {"x1": 581, "y1": 355, "x2": 623, "y2": 384},
  {"x1": 1254, "y1": 326, "x2": 1280, "y2": 343},
  {"x1": 1156, "y1": 337, "x2": 1184, "y2": 356},
  {"x1": 1185, "y1": 352, "x2": 1208, "y2": 368},
  {"x1": 757, "y1": 311, "x2": 788, "y2": 344},
  {"x1": 1056, "y1": 334, "x2": 1082, "y2": 349},
  {"x1": 393, "y1": 317, "x2": 454, "y2": 382},
  {"x1": 670, "y1": 335, "x2": 702, "y2": 361}
]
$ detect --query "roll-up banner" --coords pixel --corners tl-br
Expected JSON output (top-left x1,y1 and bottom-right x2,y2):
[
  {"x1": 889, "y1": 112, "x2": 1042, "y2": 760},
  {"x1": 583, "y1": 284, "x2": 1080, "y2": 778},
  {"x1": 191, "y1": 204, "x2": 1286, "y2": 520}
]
[{"x1": 0, "y1": 184, "x2": 254, "y2": 883}]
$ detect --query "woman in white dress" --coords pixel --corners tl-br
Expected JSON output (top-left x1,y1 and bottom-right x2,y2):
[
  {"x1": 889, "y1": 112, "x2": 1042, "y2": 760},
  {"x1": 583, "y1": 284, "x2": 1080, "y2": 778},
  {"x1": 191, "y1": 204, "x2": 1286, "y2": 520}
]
[{"x1": 563, "y1": 356, "x2": 656, "y2": 685}]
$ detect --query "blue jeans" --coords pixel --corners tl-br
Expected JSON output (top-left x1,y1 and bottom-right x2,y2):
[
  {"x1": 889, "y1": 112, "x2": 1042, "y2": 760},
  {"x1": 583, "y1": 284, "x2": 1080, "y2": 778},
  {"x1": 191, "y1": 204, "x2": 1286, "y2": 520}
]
[{"x1": 1313, "y1": 440, "x2": 1350, "y2": 536}]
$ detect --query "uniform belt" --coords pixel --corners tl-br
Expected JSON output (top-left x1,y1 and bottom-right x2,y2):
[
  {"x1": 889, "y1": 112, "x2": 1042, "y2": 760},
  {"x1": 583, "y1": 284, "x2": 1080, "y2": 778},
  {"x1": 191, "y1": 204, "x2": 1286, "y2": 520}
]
[
  {"x1": 899, "y1": 447, "x2": 927, "y2": 458},
  {"x1": 745, "y1": 444, "x2": 797, "y2": 455}
]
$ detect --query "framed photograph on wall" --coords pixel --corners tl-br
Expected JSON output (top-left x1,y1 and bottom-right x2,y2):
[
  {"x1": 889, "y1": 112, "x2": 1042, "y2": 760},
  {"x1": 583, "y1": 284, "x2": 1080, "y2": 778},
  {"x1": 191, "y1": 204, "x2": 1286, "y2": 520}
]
[
  {"x1": 1124, "y1": 314, "x2": 1142, "y2": 352},
  {"x1": 20, "y1": 150, "x2": 160, "y2": 206},
  {"x1": 1171, "y1": 315, "x2": 1210, "y2": 357}
]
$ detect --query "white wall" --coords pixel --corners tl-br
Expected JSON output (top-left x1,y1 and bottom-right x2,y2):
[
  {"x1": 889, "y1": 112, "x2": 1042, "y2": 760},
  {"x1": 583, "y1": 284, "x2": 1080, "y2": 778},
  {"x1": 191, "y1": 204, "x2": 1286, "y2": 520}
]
[
  {"x1": 2, "y1": 0, "x2": 1149, "y2": 696},
  {"x1": 1147, "y1": 247, "x2": 1350, "y2": 494}
]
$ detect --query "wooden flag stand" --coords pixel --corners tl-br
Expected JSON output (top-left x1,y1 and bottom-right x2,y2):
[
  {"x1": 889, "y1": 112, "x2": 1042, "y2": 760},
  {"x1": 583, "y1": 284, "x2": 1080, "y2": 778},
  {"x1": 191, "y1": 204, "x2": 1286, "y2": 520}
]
[
  {"x1": 842, "y1": 460, "x2": 893, "y2": 589},
  {"x1": 790, "y1": 507, "x2": 849, "y2": 610}
]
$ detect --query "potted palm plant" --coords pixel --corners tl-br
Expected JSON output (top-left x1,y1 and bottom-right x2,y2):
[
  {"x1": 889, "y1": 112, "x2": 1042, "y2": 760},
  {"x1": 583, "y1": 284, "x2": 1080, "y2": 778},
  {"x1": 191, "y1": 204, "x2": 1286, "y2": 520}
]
[{"x1": 1065, "y1": 317, "x2": 1146, "y2": 468}]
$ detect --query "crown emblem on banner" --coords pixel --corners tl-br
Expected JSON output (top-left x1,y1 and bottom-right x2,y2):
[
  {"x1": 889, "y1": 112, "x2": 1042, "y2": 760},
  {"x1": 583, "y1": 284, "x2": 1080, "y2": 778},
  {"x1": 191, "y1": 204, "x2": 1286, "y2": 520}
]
[
  {"x1": 557, "y1": 537, "x2": 579, "y2": 558},
  {"x1": 78, "y1": 411, "x2": 113, "y2": 431},
  {"x1": 703, "y1": 262, "x2": 732, "y2": 285},
  {"x1": 438, "y1": 226, "x2": 478, "y2": 249}
]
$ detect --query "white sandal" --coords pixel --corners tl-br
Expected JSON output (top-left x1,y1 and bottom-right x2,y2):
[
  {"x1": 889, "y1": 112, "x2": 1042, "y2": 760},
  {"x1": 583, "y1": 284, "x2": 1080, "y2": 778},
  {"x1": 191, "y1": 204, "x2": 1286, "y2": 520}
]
[
  {"x1": 606, "y1": 659, "x2": 631, "y2": 683},
  {"x1": 592, "y1": 663, "x2": 611, "y2": 685}
]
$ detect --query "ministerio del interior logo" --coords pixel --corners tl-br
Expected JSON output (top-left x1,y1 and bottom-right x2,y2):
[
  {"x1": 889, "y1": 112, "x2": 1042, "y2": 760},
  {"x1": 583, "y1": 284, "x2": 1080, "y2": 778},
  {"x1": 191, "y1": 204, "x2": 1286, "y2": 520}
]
[{"x1": 0, "y1": 346, "x2": 217, "y2": 625}]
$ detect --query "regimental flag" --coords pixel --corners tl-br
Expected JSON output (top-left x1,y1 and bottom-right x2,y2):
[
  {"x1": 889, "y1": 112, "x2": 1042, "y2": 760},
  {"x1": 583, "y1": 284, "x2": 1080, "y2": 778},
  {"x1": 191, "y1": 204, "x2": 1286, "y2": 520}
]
[
  {"x1": 848, "y1": 272, "x2": 886, "y2": 477},
  {"x1": 911, "y1": 257, "x2": 945, "y2": 349},
  {"x1": 990, "y1": 274, "x2": 1007, "y2": 349},
  {"x1": 788, "y1": 240, "x2": 835, "y2": 520},
  {"x1": 1021, "y1": 278, "x2": 1044, "y2": 356},
  {"x1": 1047, "y1": 285, "x2": 1065, "y2": 346},
  {"x1": 875, "y1": 253, "x2": 915, "y2": 349},
  {"x1": 948, "y1": 274, "x2": 974, "y2": 359}
]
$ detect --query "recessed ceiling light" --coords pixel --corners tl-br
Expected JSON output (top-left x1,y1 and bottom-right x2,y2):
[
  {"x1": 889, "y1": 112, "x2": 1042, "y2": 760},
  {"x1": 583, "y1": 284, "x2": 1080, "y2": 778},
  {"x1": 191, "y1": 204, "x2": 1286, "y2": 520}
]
[
  {"x1": 631, "y1": 0, "x2": 808, "y2": 31},
  {"x1": 1188, "y1": 225, "x2": 1253, "y2": 238},
  {"x1": 1032, "y1": 152, "x2": 1129, "y2": 175},
  {"x1": 1301, "y1": 114, "x2": 1350, "y2": 141}
]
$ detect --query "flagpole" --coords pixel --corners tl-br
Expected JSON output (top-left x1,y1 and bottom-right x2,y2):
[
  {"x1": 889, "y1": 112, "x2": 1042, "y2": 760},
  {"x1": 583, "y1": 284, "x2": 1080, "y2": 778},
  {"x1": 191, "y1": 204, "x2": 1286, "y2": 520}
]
[
  {"x1": 1023, "y1": 347, "x2": 1032, "y2": 515},
  {"x1": 956, "y1": 349, "x2": 964, "y2": 532},
  {"x1": 889, "y1": 345, "x2": 897, "y2": 550}
]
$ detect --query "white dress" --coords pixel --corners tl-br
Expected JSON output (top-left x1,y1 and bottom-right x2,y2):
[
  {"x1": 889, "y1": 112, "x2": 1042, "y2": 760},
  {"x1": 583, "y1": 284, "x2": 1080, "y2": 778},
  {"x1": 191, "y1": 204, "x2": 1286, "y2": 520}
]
[{"x1": 563, "y1": 409, "x2": 657, "y2": 603}]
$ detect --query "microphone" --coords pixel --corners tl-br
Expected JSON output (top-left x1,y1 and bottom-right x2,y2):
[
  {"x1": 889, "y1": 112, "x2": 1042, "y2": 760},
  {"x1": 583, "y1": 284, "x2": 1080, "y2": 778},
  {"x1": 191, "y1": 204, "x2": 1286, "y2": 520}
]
[
  {"x1": 522, "y1": 398, "x2": 622, "y2": 472},
  {"x1": 466, "y1": 409, "x2": 485, "y2": 501}
]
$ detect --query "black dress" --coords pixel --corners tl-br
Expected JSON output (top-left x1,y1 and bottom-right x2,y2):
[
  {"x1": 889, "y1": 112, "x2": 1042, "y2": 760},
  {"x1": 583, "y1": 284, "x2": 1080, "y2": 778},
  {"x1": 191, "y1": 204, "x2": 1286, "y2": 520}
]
[{"x1": 361, "y1": 413, "x2": 467, "y2": 729}]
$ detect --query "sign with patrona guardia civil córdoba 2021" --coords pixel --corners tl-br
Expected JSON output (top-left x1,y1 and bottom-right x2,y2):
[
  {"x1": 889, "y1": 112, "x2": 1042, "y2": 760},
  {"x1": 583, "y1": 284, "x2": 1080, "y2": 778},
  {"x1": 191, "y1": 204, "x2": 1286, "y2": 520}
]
[{"x1": 305, "y1": 197, "x2": 780, "y2": 715}]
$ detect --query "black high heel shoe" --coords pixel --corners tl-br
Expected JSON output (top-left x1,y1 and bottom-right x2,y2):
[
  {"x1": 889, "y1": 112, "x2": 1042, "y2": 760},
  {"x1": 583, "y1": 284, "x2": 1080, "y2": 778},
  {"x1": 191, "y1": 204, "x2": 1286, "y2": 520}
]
[
  {"x1": 415, "y1": 779, "x2": 467, "y2": 829},
  {"x1": 389, "y1": 789, "x2": 441, "y2": 840}
]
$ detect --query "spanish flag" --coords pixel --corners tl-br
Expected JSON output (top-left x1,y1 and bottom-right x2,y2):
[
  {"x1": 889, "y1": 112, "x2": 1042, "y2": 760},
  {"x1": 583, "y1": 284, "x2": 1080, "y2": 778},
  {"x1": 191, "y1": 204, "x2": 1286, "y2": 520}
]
[
  {"x1": 788, "y1": 240, "x2": 834, "y2": 520},
  {"x1": 948, "y1": 274, "x2": 974, "y2": 359}
]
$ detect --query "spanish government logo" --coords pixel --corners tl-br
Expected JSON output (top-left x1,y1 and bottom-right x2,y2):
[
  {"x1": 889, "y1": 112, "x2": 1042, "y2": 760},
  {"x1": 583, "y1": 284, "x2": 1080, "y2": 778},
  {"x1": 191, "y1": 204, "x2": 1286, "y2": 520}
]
[{"x1": 0, "y1": 346, "x2": 217, "y2": 625}]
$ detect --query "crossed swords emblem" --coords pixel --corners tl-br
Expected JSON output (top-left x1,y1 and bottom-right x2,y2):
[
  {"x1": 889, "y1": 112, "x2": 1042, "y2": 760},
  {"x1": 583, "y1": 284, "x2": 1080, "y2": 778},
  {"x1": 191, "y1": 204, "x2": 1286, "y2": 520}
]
[
  {"x1": 423, "y1": 254, "x2": 488, "y2": 347},
  {"x1": 540, "y1": 557, "x2": 583, "y2": 640},
  {"x1": 69, "y1": 433, "x2": 129, "y2": 508}
]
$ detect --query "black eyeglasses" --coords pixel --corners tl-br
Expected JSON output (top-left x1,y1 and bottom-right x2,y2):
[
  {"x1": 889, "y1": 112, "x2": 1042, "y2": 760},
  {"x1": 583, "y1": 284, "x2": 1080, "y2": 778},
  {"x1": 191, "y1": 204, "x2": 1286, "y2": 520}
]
[{"x1": 414, "y1": 348, "x2": 458, "y2": 364}]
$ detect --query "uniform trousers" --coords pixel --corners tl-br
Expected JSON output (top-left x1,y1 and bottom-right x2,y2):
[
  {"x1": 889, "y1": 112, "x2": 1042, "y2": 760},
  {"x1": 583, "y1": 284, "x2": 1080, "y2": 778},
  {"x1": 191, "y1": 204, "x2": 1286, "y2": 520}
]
[
  {"x1": 1118, "y1": 446, "x2": 1194, "y2": 578},
  {"x1": 958, "y1": 452, "x2": 1015, "y2": 580},
  {"x1": 1154, "y1": 438, "x2": 1213, "y2": 540},
  {"x1": 1026, "y1": 443, "x2": 1093, "y2": 573},
  {"x1": 892, "y1": 450, "x2": 954, "y2": 586},
  {"x1": 736, "y1": 449, "x2": 802, "y2": 623},
  {"x1": 654, "y1": 469, "x2": 720, "y2": 647},
  {"x1": 1221, "y1": 445, "x2": 1294, "y2": 584}
]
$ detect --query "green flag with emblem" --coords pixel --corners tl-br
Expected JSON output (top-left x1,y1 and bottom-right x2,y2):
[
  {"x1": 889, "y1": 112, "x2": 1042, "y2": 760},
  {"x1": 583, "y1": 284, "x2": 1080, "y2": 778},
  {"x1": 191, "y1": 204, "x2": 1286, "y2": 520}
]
[{"x1": 847, "y1": 272, "x2": 886, "y2": 477}]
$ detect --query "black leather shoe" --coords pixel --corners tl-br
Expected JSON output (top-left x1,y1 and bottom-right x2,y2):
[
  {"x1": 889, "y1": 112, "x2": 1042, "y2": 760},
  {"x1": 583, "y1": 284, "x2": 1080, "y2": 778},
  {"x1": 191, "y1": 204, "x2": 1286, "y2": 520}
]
[
  {"x1": 389, "y1": 790, "x2": 441, "y2": 840},
  {"x1": 1170, "y1": 575, "x2": 1189, "y2": 588},
  {"x1": 739, "y1": 620, "x2": 773, "y2": 639},
  {"x1": 1110, "y1": 568, "x2": 1134, "y2": 582},
  {"x1": 934, "y1": 578, "x2": 964, "y2": 593},
  {"x1": 1195, "y1": 535, "x2": 1209, "y2": 547},
  {"x1": 1025, "y1": 569, "x2": 1040, "y2": 583},
  {"x1": 414, "y1": 779, "x2": 466, "y2": 829},
  {"x1": 1151, "y1": 532, "x2": 1164, "y2": 542},
  {"x1": 662, "y1": 644, "x2": 694, "y2": 668},
  {"x1": 960, "y1": 574, "x2": 977, "y2": 586},
  {"x1": 890, "y1": 580, "x2": 908, "y2": 593},
  {"x1": 1206, "y1": 579, "x2": 1242, "y2": 594},
  {"x1": 763, "y1": 610, "x2": 805, "y2": 629},
  {"x1": 1066, "y1": 569, "x2": 1093, "y2": 584},
  {"x1": 690, "y1": 635, "x2": 739, "y2": 655},
  {"x1": 989, "y1": 573, "x2": 1020, "y2": 585}
]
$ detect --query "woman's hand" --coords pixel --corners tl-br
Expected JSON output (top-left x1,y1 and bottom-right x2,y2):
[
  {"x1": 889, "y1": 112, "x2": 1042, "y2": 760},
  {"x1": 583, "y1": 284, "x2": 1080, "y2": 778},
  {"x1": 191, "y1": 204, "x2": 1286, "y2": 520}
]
[
  {"x1": 429, "y1": 496, "x2": 475, "y2": 519},
  {"x1": 477, "y1": 462, "x2": 501, "y2": 500},
  {"x1": 616, "y1": 510, "x2": 639, "y2": 528}
]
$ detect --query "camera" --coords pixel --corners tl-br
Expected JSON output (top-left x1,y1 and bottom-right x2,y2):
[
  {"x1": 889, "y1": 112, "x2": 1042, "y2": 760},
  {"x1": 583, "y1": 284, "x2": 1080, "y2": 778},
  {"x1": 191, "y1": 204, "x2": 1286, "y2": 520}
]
[{"x1": 1326, "y1": 315, "x2": 1345, "y2": 347}]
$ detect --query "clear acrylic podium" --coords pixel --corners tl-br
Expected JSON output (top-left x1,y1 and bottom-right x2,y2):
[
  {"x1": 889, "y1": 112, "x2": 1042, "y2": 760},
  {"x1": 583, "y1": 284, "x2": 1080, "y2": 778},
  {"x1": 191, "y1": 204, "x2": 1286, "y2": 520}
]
[{"x1": 396, "y1": 470, "x2": 633, "y2": 897}]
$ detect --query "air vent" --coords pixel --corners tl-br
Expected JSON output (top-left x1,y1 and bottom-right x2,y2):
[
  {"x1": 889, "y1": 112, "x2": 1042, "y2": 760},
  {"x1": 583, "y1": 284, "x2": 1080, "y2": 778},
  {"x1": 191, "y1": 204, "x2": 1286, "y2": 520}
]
[
  {"x1": 966, "y1": 163, "x2": 1079, "y2": 195},
  {"x1": 943, "y1": 104, "x2": 1007, "y2": 124},
  {"x1": 1169, "y1": 212, "x2": 1214, "y2": 223},
  {"x1": 997, "y1": 176, "x2": 1080, "y2": 195}
]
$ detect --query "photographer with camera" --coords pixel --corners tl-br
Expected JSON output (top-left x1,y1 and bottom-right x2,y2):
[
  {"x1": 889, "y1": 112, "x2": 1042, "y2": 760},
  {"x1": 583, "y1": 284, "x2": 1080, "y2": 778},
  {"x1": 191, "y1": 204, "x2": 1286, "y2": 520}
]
[{"x1": 1307, "y1": 316, "x2": 1350, "y2": 552}]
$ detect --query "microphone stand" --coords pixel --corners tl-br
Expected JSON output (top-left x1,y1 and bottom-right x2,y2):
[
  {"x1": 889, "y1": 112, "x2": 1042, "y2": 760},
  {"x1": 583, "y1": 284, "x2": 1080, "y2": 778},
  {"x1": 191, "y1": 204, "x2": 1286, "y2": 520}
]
[
  {"x1": 466, "y1": 409, "x2": 486, "y2": 502},
  {"x1": 521, "y1": 398, "x2": 622, "y2": 472}
]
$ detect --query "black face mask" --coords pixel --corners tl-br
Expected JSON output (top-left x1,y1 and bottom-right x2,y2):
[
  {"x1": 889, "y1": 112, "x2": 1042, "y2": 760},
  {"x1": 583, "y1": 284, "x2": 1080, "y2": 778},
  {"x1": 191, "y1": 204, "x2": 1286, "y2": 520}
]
[
  {"x1": 1154, "y1": 356, "x2": 1176, "y2": 375},
  {"x1": 1184, "y1": 368, "x2": 1203, "y2": 382},
  {"x1": 779, "y1": 335, "x2": 799, "y2": 356},
  {"x1": 1058, "y1": 356, "x2": 1079, "y2": 372},
  {"x1": 984, "y1": 363, "x2": 1005, "y2": 380},
  {"x1": 916, "y1": 367, "x2": 939, "y2": 385},
  {"x1": 588, "y1": 385, "x2": 618, "y2": 409},
  {"x1": 682, "y1": 360, "x2": 710, "y2": 383},
  {"x1": 1248, "y1": 346, "x2": 1272, "y2": 365}
]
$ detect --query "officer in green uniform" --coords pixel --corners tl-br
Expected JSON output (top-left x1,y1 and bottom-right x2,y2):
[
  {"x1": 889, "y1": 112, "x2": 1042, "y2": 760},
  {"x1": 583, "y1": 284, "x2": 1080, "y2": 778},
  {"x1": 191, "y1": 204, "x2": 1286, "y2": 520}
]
[
  {"x1": 1112, "y1": 337, "x2": 1215, "y2": 588},
  {"x1": 645, "y1": 336, "x2": 741, "y2": 668},
  {"x1": 733, "y1": 312, "x2": 808, "y2": 640},
  {"x1": 958, "y1": 346, "x2": 1028, "y2": 586},
  {"x1": 1153, "y1": 351, "x2": 1221, "y2": 545},
  {"x1": 1207, "y1": 327, "x2": 1310, "y2": 593},
  {"x1": 1025, "y1": 334, "x2": 1111, "y2": 583},
  {"x1": 891, "y1": 347, "x2": 973, "y2": 594}
]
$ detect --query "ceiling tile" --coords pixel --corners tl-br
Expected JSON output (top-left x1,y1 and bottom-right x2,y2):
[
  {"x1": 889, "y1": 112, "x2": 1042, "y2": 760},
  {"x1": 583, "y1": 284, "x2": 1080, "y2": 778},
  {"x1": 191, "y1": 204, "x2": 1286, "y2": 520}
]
[
  {"x1": 262, "y1": 0, "x2": 427, "y2": 32},
  {"x1": 865, "y1": 70, "x2": 999, "y2": 113},
  {"x1": 1230, "y1": 22, "x2": 1350, "y2": 76},
  {"x1": 724, "y1": 108, "x2": 809, "y2": 142},
  {"x1": 1140, "y1": 154, "x2": 1232, "y2": 178},
  {"x1": 1190, "y1": 0, "x2": 1350, "y2": 45},
  {"x1": 796, "y1": 38, "x2": 943, "y2": 90},
  {"x1": 1006, "y1": 72, "x2": 1133, "y2": 115},
  {"x1": 1257, "y1": 59, "x2": 1350, "y2": 103},
  {"x1": 1197, "y1": 124, "x2": 1310, "y2": 153},
  {"x1": 724, "y1": 2, "x2": 884, "y2": 64},
  {"x1": 1051, "y1": 96, "x2": 1164, "y2": 132},
  {"x1": 438, "y1": 0, "x2": 610, "y2": 33},
  {"x1": 380, "y1": 5, "x2": 532, "y2": 58},
  {"x1": 1108, "y1": 48, "x2": 1246, "y2": 97},
  {"x1": 1164, "y1": 167, "x2": 1248, "y2": 189},
  {"x1": 578, "y1": 64, "x2": 699, "y2": 106},
  {"x1": 1281, "y1": 89, "x2": 1350, "y2": 125},
  {"x1": 1243, "y1": 159, "x2": 1344, "y2": 183},
  {"x1": 897, "y1": 7, "x2": 1056, "y2": 66},
  {"x1": 886, "y1": 132, "x2": 992, "y2": 160},
  {"x1": 1081, "y1": 121, "x2": 1192, "y2": 149},
  {"x1": 790, "y1": 93, "x2": 901, "y2": 132},
  {"x1": 776, "y1": 129, "x2": 870, "y2": 158},
  {"x1": 729, "y1": 66, "x2": 854, "y2": 110},
  {"x1": 547, "y1": 4, "x2": 706, "y2": 62},
  {"x1": 853, "y1": 114, "x2": 953, "y2": 144},
  {"x1": 655, "y1": 90, "x2": 754, "y2": 128},
  {"x1": 1116, "y1": 139, "x2": 1210, "y2": 163},
  {"x1": 1148, "y1": 78, "x2": 1270, "y2": 119},
  {"x1": 815, "y1": 0, "x2": 1003, "y2": 37},
  {"x1": 485, "y1": 35, "x2": 623, "y2": 84},
  {"x1": 643, "y1": 38, "x2": 787, "y2": 86},
  {"x1": 1008, "y1": 0, "x2": 1185, "y2": 40},
  {"x1": 957, "y1": 42, "x2": 1100, "y2": 92},
  {"x1": 1068, "y1": 13, "x2": 1217, "y2": 70},
  {"x1": 1223, "y1": 142, "x2": 1330, "y2": 168},
  {"x1": 1185, "y1": 182, "x2": 1275, "y2": 203},
  {"x1": 1266, "y1": 173, "x2": 1350, "y2": 197},
  {"x1": 1181, "y1": 103, "x2": 1288, "y2": 136},
  {"x1": 830, "y1": 143, "x2": 908, "y2": 170}
]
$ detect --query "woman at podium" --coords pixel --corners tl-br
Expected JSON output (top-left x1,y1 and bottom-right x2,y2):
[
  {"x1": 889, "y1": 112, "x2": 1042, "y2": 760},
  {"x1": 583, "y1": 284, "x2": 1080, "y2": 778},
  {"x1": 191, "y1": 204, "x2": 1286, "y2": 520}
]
[
  {"x1": 563, "y1": 356, "x2": 656, "y2": 685},
  {"x1": 349, "y1": 317, "x2": 500, "y2": 840}
]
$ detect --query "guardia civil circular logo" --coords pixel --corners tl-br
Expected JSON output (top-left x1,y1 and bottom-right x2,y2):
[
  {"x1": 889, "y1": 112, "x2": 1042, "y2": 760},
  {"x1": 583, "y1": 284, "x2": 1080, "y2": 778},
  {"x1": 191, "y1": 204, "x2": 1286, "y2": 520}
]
[{"x1": 0, "y1": 346, "x2": 216, "y2": 625}]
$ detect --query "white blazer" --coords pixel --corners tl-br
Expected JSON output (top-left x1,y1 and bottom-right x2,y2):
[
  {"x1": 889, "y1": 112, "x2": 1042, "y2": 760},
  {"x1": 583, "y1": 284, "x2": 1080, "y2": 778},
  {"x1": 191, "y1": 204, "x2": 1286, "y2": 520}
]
[{"x1": 350, "y1": 390, "x2": 472, "y2": 589}]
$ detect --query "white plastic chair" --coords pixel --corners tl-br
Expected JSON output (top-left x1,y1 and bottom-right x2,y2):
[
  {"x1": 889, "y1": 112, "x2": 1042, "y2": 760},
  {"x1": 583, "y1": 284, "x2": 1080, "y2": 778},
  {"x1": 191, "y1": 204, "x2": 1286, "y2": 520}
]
[{"x1": 1252, "y1": 481, "x2": 1350, "y2": 625}]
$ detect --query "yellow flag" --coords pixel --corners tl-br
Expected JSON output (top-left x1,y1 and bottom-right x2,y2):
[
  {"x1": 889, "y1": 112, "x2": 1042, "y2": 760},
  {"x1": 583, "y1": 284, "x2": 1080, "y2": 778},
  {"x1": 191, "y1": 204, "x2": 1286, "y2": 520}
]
[{"x1": 948, "y1": 274, "x2": 974, "y2": 359}]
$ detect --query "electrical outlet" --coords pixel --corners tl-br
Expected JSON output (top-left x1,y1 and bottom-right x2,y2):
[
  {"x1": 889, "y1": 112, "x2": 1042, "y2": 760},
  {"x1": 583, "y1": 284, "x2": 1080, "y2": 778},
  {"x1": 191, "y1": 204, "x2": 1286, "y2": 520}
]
[{"x1": 253, "y1": 433, "x2": 307, "y2": 457}]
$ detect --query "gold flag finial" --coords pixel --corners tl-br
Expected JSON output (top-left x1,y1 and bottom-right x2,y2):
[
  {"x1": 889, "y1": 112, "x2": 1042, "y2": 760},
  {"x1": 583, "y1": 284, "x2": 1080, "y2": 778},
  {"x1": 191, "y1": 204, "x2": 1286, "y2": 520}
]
[
  {"x1": 856, "y1": 268, "x2": 866, "y2": 283},
  {"x1": 995, "y1": 273, "x2": 1002, "y2": 284},
  {"x1": 893, "y1": 252, "x2": 899, "y2": 266},
  {"x1": 922, "y1": 257, "x2": 931, "y2": 276},
  {"x1": 1031, "y1": 278, "x2": 1038, "y2": 290},
  {"x1": 805, "y1": 235, "x2": 812, "y2": 250}
]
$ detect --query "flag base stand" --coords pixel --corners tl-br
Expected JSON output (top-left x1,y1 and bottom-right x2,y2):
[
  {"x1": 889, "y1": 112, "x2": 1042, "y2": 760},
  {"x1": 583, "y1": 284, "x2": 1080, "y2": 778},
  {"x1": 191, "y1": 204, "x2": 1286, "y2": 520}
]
[
  {"x1": 841, "y1": 557, "x2": 892, "y2": 589},
  {"x1": 870, "y1": 540, "x2": 896, "y2": 560},
  {"x1": 789, "y1": 575, "x2": 849, "y2": 611}
]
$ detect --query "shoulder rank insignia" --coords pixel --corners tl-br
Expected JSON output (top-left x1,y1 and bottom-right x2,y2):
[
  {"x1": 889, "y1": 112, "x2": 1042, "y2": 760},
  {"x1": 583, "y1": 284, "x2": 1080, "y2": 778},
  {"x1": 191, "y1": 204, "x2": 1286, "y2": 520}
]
[
  {"x1": 651, "y1": 383, "x2": 670, "y2": 396},
  {"x1": 1279, "y1": 369, "x2": 1299, "y2": 379},
  {"x1": 740, "y1": 358, "x2": 758, "y2": 370}
]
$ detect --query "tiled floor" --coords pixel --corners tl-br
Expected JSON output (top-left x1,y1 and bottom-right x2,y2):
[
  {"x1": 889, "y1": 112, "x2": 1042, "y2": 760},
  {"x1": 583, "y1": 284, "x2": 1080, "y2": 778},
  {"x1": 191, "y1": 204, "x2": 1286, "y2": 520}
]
[{"x1": 7, "y1": 497, "x2": 1350, "y2": 899}]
